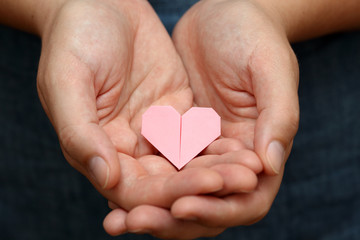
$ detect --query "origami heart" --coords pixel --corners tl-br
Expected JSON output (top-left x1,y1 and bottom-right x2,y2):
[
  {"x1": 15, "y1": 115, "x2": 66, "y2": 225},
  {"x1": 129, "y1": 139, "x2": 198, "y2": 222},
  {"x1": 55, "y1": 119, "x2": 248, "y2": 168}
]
[{"x1": 141, "y1": 106, "x2": 221, "y2": 170}]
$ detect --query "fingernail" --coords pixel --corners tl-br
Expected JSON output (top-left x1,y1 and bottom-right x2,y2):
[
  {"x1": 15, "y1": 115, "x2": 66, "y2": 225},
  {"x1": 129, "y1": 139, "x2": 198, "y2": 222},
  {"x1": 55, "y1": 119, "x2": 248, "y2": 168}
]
[
  {"x1": 88, "y1": 156, "x2": 109, "y2": 188},
  {"x1": 266, "y1": 141, "x2": 285, "y2": 174}
]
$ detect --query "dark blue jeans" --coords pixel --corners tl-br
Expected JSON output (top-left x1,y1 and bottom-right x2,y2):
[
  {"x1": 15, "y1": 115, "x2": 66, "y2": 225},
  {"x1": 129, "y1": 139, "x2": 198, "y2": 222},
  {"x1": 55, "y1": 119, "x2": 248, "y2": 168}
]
[{"x1": 1, "y1": 1, "x2": 359, "y2": 239}]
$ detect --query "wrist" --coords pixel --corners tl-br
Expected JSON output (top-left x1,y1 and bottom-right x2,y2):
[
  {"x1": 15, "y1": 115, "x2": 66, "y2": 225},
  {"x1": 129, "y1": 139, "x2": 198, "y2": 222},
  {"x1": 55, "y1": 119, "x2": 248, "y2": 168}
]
[
  {"x1": 253, "y1": 0, "x2": 360, "y2": 42},
  {"x1": 37, "y1": 0, "x2": 67, "y2": 37},
  {"x1": 251, "y1": 0, "x2": 293, "y2": 40},
  {"x1": 0, "y1": 0, "x2": 67, "y2": 36}
]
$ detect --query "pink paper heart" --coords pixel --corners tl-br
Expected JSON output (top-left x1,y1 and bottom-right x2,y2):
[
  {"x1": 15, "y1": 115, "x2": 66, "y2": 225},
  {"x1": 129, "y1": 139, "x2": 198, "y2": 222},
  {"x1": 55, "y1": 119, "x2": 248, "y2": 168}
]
[{"x1": 141, "y1": 106, "x2": 221, "y2": 169}]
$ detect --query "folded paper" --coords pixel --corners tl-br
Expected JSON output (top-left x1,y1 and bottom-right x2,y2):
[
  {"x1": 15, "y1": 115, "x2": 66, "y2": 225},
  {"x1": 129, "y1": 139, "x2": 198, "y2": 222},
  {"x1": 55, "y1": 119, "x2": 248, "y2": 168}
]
[{"x1": 142, "y1": 106, "x2": 221, "y2": 169}]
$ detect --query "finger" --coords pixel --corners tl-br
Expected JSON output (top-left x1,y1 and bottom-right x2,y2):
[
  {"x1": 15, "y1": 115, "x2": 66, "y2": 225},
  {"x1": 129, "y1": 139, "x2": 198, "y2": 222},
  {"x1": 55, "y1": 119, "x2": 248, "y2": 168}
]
[
  {"x1": 37, "y1": 52, "x2": 120, "y2": 189},
  {"x1": 210, "y1": 164, "x2": 258, "y2": 196},
  {"x1": 165, "y1": 168, "x2": 223, "y2": 201},
  {"x1": 108, "y1": 154, "x2": 224, "y2": 209},
  {"x1": 203, "y1": 138, "x2": 246, "y2": 155},
  {"x1": 103, "y1": 208, "x2": 128, "y2": 236},
  {"x1": 59, "y1": 124, "x2": 120, "y2": 189},
  {"x1": 250, "y1": 42, "x2": 300, "y2": 175},
  {"x1": 172, "y1": 171, "x2": 283, "y2": 227},
  {"x1": 187, "y1": 149, "x2": 263, "y2": 174},
  {"x1": 126, "y1": 205, "x2": 225, "y2": 239}
]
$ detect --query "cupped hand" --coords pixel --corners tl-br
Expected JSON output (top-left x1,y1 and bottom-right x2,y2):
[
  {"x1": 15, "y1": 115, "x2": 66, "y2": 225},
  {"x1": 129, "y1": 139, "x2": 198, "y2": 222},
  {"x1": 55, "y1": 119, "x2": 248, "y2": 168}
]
[
  {"x1": 167, "y1": 0, "x2": 300, "y2": 228},
  {"x1": 37, "y1": 0, "x2": 228, "y2": 216}
]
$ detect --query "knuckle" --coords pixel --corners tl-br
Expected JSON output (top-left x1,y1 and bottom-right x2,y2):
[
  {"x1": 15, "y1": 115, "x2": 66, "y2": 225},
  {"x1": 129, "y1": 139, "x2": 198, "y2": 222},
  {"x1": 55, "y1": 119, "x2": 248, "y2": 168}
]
[
  {"x1": 59, "y1": 125, "x2": 77, "y2": 150},
  {"x1": 58, "y1": 124, "x2": 86, "y2": 164},
  {"x1": 287, "y1": 107, "x2": 300, "y2": 136}
]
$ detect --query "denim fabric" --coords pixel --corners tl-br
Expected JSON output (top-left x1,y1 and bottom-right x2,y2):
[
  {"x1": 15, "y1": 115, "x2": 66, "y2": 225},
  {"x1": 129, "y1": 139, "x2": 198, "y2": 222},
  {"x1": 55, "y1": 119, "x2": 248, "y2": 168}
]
[
  {"x1": 1, "y1": 0, "x2": 359, "y2": 239},
  {"x1": 149, "y1": 0, "x2": 199, "y2": 33}
]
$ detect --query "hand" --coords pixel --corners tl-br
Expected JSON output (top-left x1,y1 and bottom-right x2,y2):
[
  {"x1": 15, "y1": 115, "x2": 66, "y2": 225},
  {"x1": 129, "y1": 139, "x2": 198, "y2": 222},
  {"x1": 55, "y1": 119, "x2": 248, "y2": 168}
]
[
  {"x1": 168, "y1": 0, "x2": 299, "y2": 229},
  {"x1": 37, "y1": 0, "x2": 226, "y2": 216},
  {"x1": 103, "y1": 138, "x2": 263, "y2": 238}
]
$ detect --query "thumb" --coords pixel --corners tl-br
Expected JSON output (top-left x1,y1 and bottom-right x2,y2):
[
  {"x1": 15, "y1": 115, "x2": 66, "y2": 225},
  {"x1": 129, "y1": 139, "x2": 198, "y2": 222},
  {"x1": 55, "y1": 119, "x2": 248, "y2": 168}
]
[
  {"x1": 58, "y1": 123, "x2": 120, "y2": 190},
  {"x1": 251, "y1": 43, "x2": 300, "y2": 175},
  {"x1": 37, "y1": 53, "x2": 120, "y2": 189}
]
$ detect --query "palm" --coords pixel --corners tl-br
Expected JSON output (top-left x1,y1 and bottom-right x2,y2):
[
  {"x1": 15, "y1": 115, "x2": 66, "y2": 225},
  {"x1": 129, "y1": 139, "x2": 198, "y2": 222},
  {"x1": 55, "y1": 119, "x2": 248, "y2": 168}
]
[
  {"x1": 95, "y1": 1, "x2": 194, "y2": 209},
  {"x1": 92, "y1": 5, "x2": 192, "y2": 158},
  {"x1": 173, "y1": 0, "x2": 292, "y2": 148}
]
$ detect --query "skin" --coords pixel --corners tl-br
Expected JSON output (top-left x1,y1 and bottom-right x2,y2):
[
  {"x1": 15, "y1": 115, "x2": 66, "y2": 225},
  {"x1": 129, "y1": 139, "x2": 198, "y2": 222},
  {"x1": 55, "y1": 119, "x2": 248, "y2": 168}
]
[
  {"x1": 37, "y1": 0, "x2": 255, "y2": 211},
  {"x1": 1, "y1": 0, "x2": 360, "y2": 239},
  {"x1": 8, "y1": 0, "x2": 261, "y2": 237},
  {"x1": 104, "y1": 0, "x2": 299, "y2": 238},
  {"x1": 103, "y1": 0, "x2": 360, "y2": 238},
  {"x1": 37, "y1": 0, "x2": 263, "y2": 237}
]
